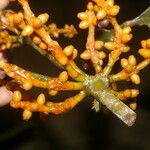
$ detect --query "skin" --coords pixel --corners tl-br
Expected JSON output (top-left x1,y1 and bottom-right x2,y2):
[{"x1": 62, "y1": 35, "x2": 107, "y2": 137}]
[{"x1": 0, "y1": 0, "x2": 9, "y2": 10}]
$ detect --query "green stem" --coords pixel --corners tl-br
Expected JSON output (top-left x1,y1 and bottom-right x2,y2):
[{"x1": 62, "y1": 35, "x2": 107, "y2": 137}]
[{"x1": 84, "y1": 74, "x2": 136, "y2": 126}]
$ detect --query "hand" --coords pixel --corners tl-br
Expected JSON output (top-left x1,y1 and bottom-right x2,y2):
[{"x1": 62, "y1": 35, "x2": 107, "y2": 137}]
[{"x1": 0, "y1": 0, "x2": 9, "y2": 10}]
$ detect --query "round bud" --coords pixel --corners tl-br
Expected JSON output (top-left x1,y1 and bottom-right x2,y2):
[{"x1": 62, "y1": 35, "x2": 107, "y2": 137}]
[
  {"x1": 80, "y1": 50, "x2": 91, "y2": 60},
  {"x1": 121, "y1": 58, "x2": 128, "y2": 68},
  {"x1": 59, "y1": 71, "x2": 68, "y2": 82},
  {"x1": 33, "y1": 36, "x2": 41, "y2": 45},
  {"x1": 130, "y1": 74, "x2": 140, "y2": 84},
  {"x1": 121, "y1": 46, "x2": 130, "y2": 53},
  {"x1": 129, "y1": 102, "x2": 137, "y2": 110},
  {"x1": 94, "y1": 40, "x2": 104, "y2": 50},
  {"x1": 13, "y1": 13, "x2": 23, "y2": 25},
  {"x1": 87, "y1": 2, "x2": 94, "y2": 10},
  {"x1": 77, "y1": 12, "x2": 88, "y2": 20},
  {"x1": 22, "y1": 25, "x2": 34, "y2": 36},
  {"x1": 107, "y1": 0, "x2": 114, "y2": 6},
  {"x1": 32, "y1": 17, "x2": 43, "y2": 29},
  {"x1": 104, "y1": 41, "x2": 115, "y2": 50},
  {"x1": 121, "y1": 34, "x2": 132, "y2": 43},
  {"x1": 72, "y1": 48, "x2": 78, "y2": 59},
  {"x1": 12, "y1": 90, "x2": 22, "y2": 102},
  {"x1": 138, "y1": 48, "x2": 150, "y2": 59},
  {"x1": 79, "y1": 21, "x2": 89, "y2": 29},
  {"x1": 96, "y1": 9, "x2": 106, "y2": 20},
  {"x1": 37, "y1": 93, "x2": 45, "y2": 105},
  {"x1": 99, "y1": 51, "x2": 106, "y2": 59},
  {"x1": 141, "y1": 40, "x2": 147, "y2": 48},
  {"x1": 38, "y1": 13, "x2": 49, "y2": 24},
  {"x1": 131, "y1": 89, "x2": 139, "y2": 98},
  {"x1": 48, "y1": 90, "x2": 58, "y2": 96},
  {"x1": 109, "y1": 5, "x2": 120, "y2": 16},
  {"x1": 63, "y1": 45, "x2": 74, "y2": 56},
  {"x1": 128, "y1": 55, "x2": 136, "y2": 66},
  {"x1": 23, "y1": 109, "x2": 32, "y2": 121},
  {"x1": 23, "y1": 80, "x2": 32, "y2": 91},
  {"x1": 39, "y1": 42, "x2": 47, "y2": 50},
  {"x1": 122, "y1": 26, "x2": 131, "y2": 34},
  {"x1": 146, "y1": 39, "x2": 150, "y2": 49}
]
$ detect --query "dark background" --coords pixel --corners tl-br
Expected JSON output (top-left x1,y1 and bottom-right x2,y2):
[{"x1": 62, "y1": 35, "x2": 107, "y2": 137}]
[{"x1": 0, "y1": 0, "x2": 150, "y2": 149}]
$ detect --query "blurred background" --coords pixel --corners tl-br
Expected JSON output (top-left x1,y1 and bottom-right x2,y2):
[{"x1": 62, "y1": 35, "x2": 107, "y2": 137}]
[{"x1": 0, "y1": 0, "x2": 150, "y2": 149}]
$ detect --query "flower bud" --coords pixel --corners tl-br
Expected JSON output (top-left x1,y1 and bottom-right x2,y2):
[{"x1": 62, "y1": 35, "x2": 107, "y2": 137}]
[
  {"x1": 128, "y1": 55, "x2": 136, "y2": 66},
  {"x1": 138, "y1": 48, "x2": 150, "y2": 58},
  {"x1": 59, "y1": 71, "x2": 68, "y2": 82},
  {"x1": 32, "y1": 17, "x2": 43, "y2": 28},
  {"x1": 22, "y1": 25, "x2": 34, "y2": 36},
  {"x1": 130, "y1": 74, "x2": 140, "y2": 84},
  {"x1": 63, "y1": 45, "x2": 74, "y2": 56},
  {"x1": 38, "y1": 13, "x2": 49, "y2": 24},
  {"x1": 104, "y1": 42, "x2": 115, "y2": 50},
  {"x1": 23, "y1": 109, "x2": 32, "y2": 121},
  {"x1": 80, "y1": 50, "x2": 91, "y2": 60},
  {"x1": 77, "y1": 12, "x2": 88, "y2": 20},
  {"x1": 129, "y1": 102, "x2": 137, "y2": 110},
  {"x1": 23, "y1": 80, "x2": 33, "y2": 91},
  {"x1": 37, "y1": 93, "x2": 45, "y2": 105},
  {"x1": 79, "y1": 21, "x2": 89, "y2": 29},
  {"x1": 13, "y1": 90, "x2": 22, "y2": 102},
  {"x1": 96, "y1": 9, "x2": 106, "y2": 20},
  {"x1": 107, "y1": 0, "x2": 114, "y2": 6},
  {"x1": 109, "y1": 5, "x2": 120, "y2": 16},
  {"x1": 94, "y1": 40, "x2": 104, "y2": 50},
  {"x1": 121, "y1": 58, "x2": 128, "y2": 68}
]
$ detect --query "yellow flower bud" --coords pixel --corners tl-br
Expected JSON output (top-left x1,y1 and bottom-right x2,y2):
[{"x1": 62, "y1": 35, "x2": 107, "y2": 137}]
[
  {"x1": 23, "y1": 109, "x2": 32, "y2": 121},
  {"x1": 39, "y1": 42, "x2": 48, "y2": 50},
  {"x1": 13, "y1": 13, "x2": 23, "y2": 25},
  {"x1": 59, "y1": 71, "x2": 68, "y2": 82},
  {"x1": 79, "y1": 21, "x2": 89, "y2": 29},
  {"x1": 22, "y1": 25, "x2": 34, "y2": 36},
  {"x1": 121, "y1": 58, "x2": 128, "y2": 68},
  {"x1": 77, "y1": 12, "x2": 88, "y2": 20},
  {"x1": 80, "y1": 50, "x2": 91, "y2": 60},
  {"x1": 12, "y1": 90, "x2": 22, "y2": 102},
  {"x1": 87, "y1": 2, "x2": 93, "y2": 10},
  {"x1": 23, "y1": 80, "x2": 33, "y2": 91},
  {"x1": 131, "y1": 89, "x2": 139, "y2": 98},
  {"x1": 63, "y1": 45, "x2": 74, "y2": 56},
  {"x1": 129, "y1": 102, "x2": 137, "y2": 110},
  {"x1": 128, "y1": 55, "x2": 136, "y2": 66},
  {"x1": 130, "y1": 74, "x2": 140, "y2": 84},
  {"x1": 72, "y1": 48, "x2": 78, "y2": 59},
  {"x1": 146, "y1": 39, "x2": 150, "y2": 49},
  {"x1": 121, "y1": 46, "x2": 130, "y2": 53},
  {"x1": 32, "y1": 17, "x2": 43, "y2": 29},
  {"x1": 49, "y1": 90, "x2": 58, "y2": 96},
  {"x1": 104, "y1": 41, "x2": 115, "y2": 50},
  {"x1": 37, "y1": 93, "x2": 45, "y2": 105},
  {"x1": 33, "y1": 36, "x2": 41, "y2": 45},
  {"x1": 38, "y1": 13, "x2": 49, "y2": 24},
  {"x1": 94, "y1": 40, "x2": 104, "y2": 50},
  {"x1": 107, "y1": 0, "x2": 114, "y2": 6},
  {"x1": 99, "y1": 51, "x2": 106, "y2": 59},
  {"x1": 122, "y1": 26, "x2": 131, "y2": 34},
  {"x1": 109, "y1": 5, "x2": 120, "y2": 16},
  {"x1": 96, "y1": 9, "x2": 106, "y2": 20},
  {"x1": 121, "y1": 34, "x2": 132, "y2": 43},
  {"x1": 141, "y1": 40, "x2": 147, "y2": 48},
  {"x1": 138, "y1": 48, "x2": 150, "y2": 58}
]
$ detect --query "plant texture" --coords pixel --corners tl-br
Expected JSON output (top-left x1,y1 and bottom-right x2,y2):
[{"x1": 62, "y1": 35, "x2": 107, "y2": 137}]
[{"x1": 0, "y1": 0, "x2": 150, "y2": 126}]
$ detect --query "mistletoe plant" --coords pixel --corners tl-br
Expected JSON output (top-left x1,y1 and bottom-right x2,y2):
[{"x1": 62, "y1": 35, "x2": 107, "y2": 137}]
[{"x1": 0, "y1": 0, "x2": 150, "y2": 126}]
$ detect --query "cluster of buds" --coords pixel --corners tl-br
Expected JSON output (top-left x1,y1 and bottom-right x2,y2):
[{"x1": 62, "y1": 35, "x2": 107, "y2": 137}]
[{"x1": 0, "y1": 0, "x2": 149, "y2": 126}]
